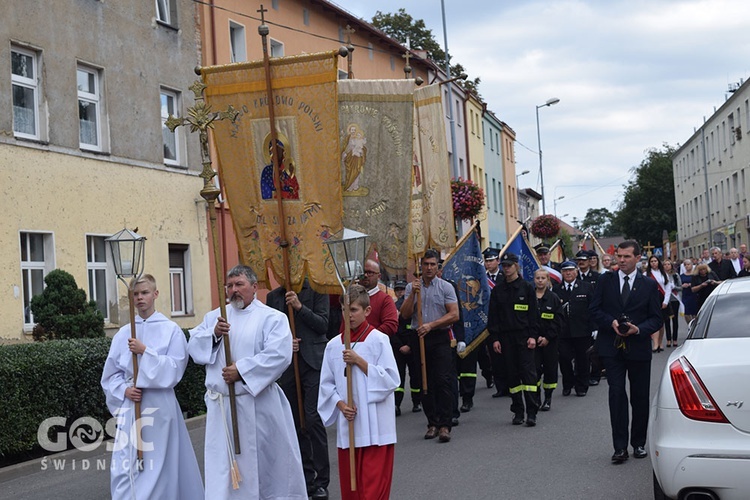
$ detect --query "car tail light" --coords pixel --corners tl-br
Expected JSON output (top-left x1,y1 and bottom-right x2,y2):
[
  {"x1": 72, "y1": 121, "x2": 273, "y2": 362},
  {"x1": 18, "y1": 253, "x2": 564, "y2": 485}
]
[{"x1": 669, "y1": 357, "x2": 729, "y2": 423}]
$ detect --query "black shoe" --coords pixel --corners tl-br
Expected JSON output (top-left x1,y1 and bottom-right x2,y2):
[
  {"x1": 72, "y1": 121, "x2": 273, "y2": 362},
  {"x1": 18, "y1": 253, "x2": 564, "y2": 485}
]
[
  {"x1": 588, "y1": 378, "x2": 600, "y2": 386},
  {"x1": 540, "y1": 399, "x2": 551, "y2": 411},
  {"x1": 576, "y1": 390, "x2": 587, "y2": 397},
  {"x1": 486, "y1": 379, "x2": 494, "y2": 389},
  {"x1": 395, "y1": 406, "x2": 401, "y2": 417},
  {"x1": 611, "y1": 449, "x2": 629, "y2": 463},
  {"x1": 492, "y1": 389, "x2": 507, "y2": 398},
  {"x1": 633, "y1": 446, "x2": 648, "y2": 459},
  {"x1": 512, "y1": 414, "x2": 524, "y2": 425},
  {"x1": 562, "y1": 388, "x2": 571, "y2": 396},
  {"x1": 311, "y1": 487, "x2": 329, "y2": 500},
  {"x1": 412, "y1": 403, "x2": 422, "y2": 413},
  {"x1": 451, "y1": 417, "x2": 460, "y2": 427},
  {"x1": 526, "y1": 415, "x2": 537, "y2": 427},
  {"x1": 460, "y1": 400, "x2": 473, "y2": 413}
]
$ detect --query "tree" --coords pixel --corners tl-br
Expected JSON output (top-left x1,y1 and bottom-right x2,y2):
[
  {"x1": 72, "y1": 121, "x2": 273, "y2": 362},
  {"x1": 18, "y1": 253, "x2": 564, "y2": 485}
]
[
  {"x1": 371, "y1": 9, "x2": 480, "y2": 96},
  {"x1": 581, "y1": 207, "x2": 617, "y2": 237},
  {"x1": 30, "y1": 269, "x2": 105, "y2": 341},
  {"x1": 612, "y1": 144, "x2": 677, "y2": 248}
]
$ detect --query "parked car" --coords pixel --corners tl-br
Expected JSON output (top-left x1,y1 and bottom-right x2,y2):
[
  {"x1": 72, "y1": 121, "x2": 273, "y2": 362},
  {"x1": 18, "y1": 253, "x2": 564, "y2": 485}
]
[{"x1": 649, "y1": 277, "x2": 750, "y2": 500}]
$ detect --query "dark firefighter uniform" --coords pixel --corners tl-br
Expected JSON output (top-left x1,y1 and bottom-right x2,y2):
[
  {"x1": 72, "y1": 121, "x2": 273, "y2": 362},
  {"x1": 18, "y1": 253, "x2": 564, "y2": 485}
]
[
  {"x1": 393, "y1": 283, "x2": 422, "y2": 414},
  {"x1": 535, "y1": 288, "x2": 563, "y2": 411},
  {"x1": 487, "y1": 255, "x2": 540, "y2": 424}
]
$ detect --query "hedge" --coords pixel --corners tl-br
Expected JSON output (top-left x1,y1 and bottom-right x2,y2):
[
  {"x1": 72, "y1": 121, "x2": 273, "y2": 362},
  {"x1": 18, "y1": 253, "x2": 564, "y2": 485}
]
[{"x1": 0, "y1": 331, "x2": 206, "y2": 463}]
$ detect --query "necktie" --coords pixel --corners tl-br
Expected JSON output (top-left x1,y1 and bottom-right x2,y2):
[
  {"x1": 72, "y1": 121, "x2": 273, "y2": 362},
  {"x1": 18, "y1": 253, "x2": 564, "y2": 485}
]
[
  {"x1": 621, "y1": 275, "x2": 631, "y2": 304},
  {"x1": 567, "y1": 284, "x2": 572, "y2": 292}
]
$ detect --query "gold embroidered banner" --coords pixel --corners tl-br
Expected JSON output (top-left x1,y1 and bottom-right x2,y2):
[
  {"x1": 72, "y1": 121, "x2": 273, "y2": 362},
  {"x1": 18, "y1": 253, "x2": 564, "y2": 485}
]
[
  {"x1": 201, "y1": 51, "x2": 343, "y2": 293},
  {"x1": 409, "y1": 83, "x2": 456, "y2": 257},
  {"x1": 338, "y1": 80, "x2": 414, "y2": 274}
]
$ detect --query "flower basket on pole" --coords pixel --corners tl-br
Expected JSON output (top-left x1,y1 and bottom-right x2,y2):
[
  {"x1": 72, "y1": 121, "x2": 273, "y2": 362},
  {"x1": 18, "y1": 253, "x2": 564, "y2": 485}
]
[
  {"x1": 451, "y1": 178, "x2": 485, "y2": 221},
  {"x1": 531, "y1": 214, "x2": 561, "y2": 240}
]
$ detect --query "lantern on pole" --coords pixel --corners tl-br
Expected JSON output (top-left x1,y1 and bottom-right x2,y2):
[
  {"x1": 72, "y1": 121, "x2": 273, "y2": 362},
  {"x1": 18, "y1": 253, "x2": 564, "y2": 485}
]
[
  {"x1": 324, "y1": 227, "x2": 368, "y2": 491},
  {"x1": 105, "y1": 227, "x2": 146, "y2": 466}
]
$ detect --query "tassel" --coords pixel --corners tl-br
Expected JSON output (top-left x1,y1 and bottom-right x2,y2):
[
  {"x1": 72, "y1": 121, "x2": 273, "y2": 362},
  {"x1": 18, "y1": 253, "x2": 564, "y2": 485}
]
[{"x1": 231, "y1": 460, "x2": 242, "y2": 490}]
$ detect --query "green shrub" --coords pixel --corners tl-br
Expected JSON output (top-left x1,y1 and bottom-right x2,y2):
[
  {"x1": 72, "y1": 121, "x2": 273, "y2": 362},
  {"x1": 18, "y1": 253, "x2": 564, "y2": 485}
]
[
  {"x1": 30, "y1": 269, "x2": 105, "y2": 341},
  {"x1": 0, "y1": 333, "x2": 206, "y2": 463}
]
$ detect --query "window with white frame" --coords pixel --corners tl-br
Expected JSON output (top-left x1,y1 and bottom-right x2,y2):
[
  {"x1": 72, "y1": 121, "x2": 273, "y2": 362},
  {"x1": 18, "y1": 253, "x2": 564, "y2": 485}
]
[
  {"x1": 169, "y1": 244, "x2": 192, "y2": 316},
  {"x1": 86, "y1": 235, "x2": 113, "y2": 323},
  {"x1": 160, "y1": 88, "x2": 181, "y2": 165},
  {"x1": 155, "y1": 0, "x2": 177, "y2": 27},
  {"x1": 229, "y1": 21, "x2": 247, "y2": 63},
  {"x1": 270, "y1": 38, "x2": 284, "y2": 57},
  {"x1": 11, "y1": 46, "x2": 40, "y2": 139},
  {"x1": 20, "y1": 232, "x2": 54, "y2": 327},
  {"x1": 77, "y1": 65, "x2": 102, "y2": 150}
]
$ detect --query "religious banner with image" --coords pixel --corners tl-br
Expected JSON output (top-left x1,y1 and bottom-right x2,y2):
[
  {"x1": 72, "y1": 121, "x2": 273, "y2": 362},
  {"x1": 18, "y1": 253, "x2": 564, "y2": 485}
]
[
  {"x1": 201, "y1": 51, "x2": 343, "y2": 293},
  {"x1": 338, "y1": 79, "x2": 414, "y2": 274},
  {"x1": 409, "y1": 83, "x2": 456, "y2": 257}
]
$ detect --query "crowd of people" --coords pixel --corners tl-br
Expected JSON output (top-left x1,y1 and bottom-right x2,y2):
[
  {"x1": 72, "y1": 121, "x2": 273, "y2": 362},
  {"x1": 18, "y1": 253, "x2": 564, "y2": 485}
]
[{"x1": 99, "y1": 242, "x2": 747, "y2": 499}]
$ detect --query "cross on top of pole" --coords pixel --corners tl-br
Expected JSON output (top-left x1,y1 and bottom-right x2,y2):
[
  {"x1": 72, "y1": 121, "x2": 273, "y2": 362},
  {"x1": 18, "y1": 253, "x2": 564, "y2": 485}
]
[{"x1": 257, "y1": 4, "x2": 268, "y2": 23}]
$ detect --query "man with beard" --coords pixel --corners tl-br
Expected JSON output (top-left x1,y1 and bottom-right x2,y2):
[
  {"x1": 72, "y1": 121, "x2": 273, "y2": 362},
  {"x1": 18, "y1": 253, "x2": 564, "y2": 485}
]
[{"x1": 188, "y1": 265, "x2": 306, "y2": 499}]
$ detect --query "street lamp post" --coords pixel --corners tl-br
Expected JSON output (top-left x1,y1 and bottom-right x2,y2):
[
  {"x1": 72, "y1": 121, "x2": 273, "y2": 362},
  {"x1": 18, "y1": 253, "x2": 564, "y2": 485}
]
[
  {"x1": 516, "y1": 169, "x2": 530, "y2": 187},
  {"x1": 324, "y1": 227, "x2": 368, "y2": 492},
  {"x1": 554, "y1": 195, "x2": 565, "y2": 217},
  {"x1": 536, "y1": 97, "x2": 560, "y2": 214}
]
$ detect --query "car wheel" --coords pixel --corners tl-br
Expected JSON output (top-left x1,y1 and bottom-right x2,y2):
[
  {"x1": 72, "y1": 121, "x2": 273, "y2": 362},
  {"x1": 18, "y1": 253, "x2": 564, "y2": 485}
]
[{"x1": 653, "y1": 471, "x2": 668, "y2": 500}]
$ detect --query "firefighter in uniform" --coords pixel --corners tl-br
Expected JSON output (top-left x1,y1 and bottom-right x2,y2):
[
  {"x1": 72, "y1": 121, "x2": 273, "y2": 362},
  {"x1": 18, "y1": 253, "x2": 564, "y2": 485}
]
[
  {"x1": 392, "y1": 280, "x2": 422, "y2": 415},
  {"x1": 488, "y1": 253, "x2": 540, "y2": 426},
  {"x1": 533, "y1": 268, "x2": 563, "y2": 411}
]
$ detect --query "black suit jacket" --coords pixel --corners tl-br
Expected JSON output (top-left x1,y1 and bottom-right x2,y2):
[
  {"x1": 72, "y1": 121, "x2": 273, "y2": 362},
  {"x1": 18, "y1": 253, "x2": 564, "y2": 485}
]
[
  {"x1": 590, "y1": 271, "x2": 663, "y2": 361},
  {"x1": 553, "y1": 279, "x2": 594, "y2": 338},
  {"x1": 266, "y1": 281, "x2": 329, "y2": 371}
]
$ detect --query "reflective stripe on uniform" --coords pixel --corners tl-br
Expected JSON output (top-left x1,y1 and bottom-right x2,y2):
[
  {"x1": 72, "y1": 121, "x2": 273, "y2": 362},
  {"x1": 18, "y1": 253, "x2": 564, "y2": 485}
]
[
  {"x1": 410, "y1": 388, "x2": 420, "y2": 393},
  {"x1": 395, "y1": 387, "x2": 404, "y2": 393},
  {"x1": 522, "y1": 384, "x2": 538, "y2": 392},
  {"x1": 459, "y1": 373, "x2": 477, "y2": 379},
  {"x1": 542, "y1": 382, "x2": 557, "y2": 389},
  {"x1": 514, "y1": 304, "x2": 529, "y2": 311},
  {"x1": 508, "y1": 385, "x2": 524, "y2": 394},
  {"x1": 541, "y1": 312, "x2": 554, "y2": 320}
]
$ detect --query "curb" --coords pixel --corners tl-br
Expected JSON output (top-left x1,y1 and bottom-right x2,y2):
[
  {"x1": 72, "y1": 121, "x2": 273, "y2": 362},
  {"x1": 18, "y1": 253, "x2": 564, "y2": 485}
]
[{"x1": 0, "y1": 414, "x2": 206, "y2": 484}]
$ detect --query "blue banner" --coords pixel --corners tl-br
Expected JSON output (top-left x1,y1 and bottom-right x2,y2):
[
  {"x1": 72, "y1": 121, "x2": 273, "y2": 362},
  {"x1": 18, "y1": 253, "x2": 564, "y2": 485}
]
[
  {"x1": 441, "y1": 231, "x2": 490, "y2": 346},
  {"x1": 505, "y1": 231, "x2": 540, "y2": 281}
]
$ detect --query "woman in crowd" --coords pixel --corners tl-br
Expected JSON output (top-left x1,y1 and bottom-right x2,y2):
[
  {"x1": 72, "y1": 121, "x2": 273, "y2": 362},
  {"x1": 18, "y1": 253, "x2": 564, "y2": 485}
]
[
  {"x1": 644, "y1": 255, "x2": 672, "y2": 352},
  {"x1": 680, "y1": 259, "x2": 698, "y2": 327},
  {"x1": 739, "y1": 255, "x2": 750, "y2": 277},
  {"x1": 662, "y1": 260, "x2": 681, "y2": 347},
  {"x1": 691, "y1": 263, "x2": 718, "y2": 311}
]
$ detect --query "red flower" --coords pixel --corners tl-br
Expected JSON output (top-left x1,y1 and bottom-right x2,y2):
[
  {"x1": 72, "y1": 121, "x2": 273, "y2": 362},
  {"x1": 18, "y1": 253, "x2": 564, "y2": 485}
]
[
  {"x1": 531, "y1": 215, "x2": 561, "y2": 239},
  {"x1": 451, "y1": 178, "x2": 485, "y2": 221}
]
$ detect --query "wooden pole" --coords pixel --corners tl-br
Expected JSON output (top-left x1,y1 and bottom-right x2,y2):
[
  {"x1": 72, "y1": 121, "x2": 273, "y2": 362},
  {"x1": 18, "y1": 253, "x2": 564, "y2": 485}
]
[
  {"x1": 415, "y1": 257, "x2": 428, "y2": 393},
  {"x1": 257, "y1": 7, "x2": 306, "y2": 431},
  {"x1": 341, "y1": 288, "x2": 357, "y2": 491},
  {"x1": 127, "y1": 283, "x2": 143, "y2": 467}
]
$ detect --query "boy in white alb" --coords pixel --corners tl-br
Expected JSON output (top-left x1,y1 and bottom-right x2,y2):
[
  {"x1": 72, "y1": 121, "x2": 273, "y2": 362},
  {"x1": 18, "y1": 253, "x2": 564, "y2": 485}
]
[
  {"x1": 318, "y1": 284, "x2": 400, "y2": 500},
  {"x1": 101, "y1": 274, "x2": 203, "y2": 500}
]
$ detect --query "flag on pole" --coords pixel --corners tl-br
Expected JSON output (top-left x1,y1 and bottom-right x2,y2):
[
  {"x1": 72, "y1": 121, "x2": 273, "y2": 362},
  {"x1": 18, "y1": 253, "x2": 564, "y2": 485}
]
[
  {"x1": 202, "y1": 51, "x2": 343, "y2": 293},
  {"x1": 440, "y1": 223, "x2": 490, "y2": 357},
  {"x1": 409, "y1": 83, "x2": 456, "y2": 257},
  {"x1": 339, "y1": 80, "x2": 414, "y2": 274},
  {"x1": 503, "y1": 228, "x2": 541, "y2": 281}
]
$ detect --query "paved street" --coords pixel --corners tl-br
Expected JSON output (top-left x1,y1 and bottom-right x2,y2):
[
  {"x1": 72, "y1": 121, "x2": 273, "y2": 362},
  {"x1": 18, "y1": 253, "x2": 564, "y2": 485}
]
[{"x1": 0, "y1": 351, "x2": 671, "y2": 499}]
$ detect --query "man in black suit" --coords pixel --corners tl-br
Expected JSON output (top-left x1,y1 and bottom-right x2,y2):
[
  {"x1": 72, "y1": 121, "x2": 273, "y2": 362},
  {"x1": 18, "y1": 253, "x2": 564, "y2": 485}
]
[
  {"x1": 590, "y1": 240, "x2": 663, "y2": 464},
  {"x1": 576, "y1": 250, "x2": 600, "y2": 287},
  {"x1": 267, "y1": 280, "x2": 331, "y2": 499},
  {"x1": 709, "y1": 246, "x2": 737, "y2": 282}
]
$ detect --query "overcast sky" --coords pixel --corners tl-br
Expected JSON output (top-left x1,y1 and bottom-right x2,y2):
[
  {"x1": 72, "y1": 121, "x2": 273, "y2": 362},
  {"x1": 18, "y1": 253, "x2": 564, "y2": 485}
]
[{"x1": 341, "y1": 0, "x2": 750, "y2": 226}]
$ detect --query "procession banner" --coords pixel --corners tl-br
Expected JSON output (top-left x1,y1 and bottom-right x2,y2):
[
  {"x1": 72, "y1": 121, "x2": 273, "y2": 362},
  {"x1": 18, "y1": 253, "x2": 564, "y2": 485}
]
[
  {"x1": 549, "y1": 238, "x2": 566, "y2": 264},
  {"x1": 409, "y1": 83, "x2": 456, "y2": 257},
  {"x1": 440, "y1": 223, "x2": 491, "y2": 358},
  {"x1": 502, "y1": 227, "x2": 540, "y2": 281},
  {"x1": 338, "y1": 80, "x2": 414, "y2": 274},
  {"x1": 201, "y1": 51, "x2": 343, "y2": 293}
]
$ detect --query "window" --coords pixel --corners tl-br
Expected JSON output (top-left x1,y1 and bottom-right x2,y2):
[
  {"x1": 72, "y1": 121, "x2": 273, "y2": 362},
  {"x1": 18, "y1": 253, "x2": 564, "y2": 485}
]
[
  {"x1": 20, "y1": 232, "x2": 54, "y2": 327},
  {"x1": 11, "y1": 46, "x2": 40, "y2": 139},
  {"x1": 229, "y1": 21, "x2": 247, "y2": 63},
  {"x1": 168, "y1": 244, "x2": 192, "y2": 316},
  {"x1": 338, "y1": 69, "x2": 349, "y2": 80},
  {"x1": 155, "y1": 0, "x2": 177, "y2": 27},
  {"x1": 86, "y1": 235, "x2": 113, "y2": 323},
  {"x1": 368, "y1": 43, "x2": 374, "y2": 61},
  {"x1": 270, "y1": 38, "x2": 284, "y2": 57},
  {"x1": 302, "y1": 8, "x2": 309, "y2": 26},
  {"x1": 390, "y1": 56, "x2": 395, "y2": 71},
  {"x1": 272, "y1": 0, "x2": 279, "y2": 10},
  {"x1": 161, "y1": 88, "x2": 181, "y2": 165},
  {"x1": 77, "y1": 65, "x2": 103, "y2": 150}
]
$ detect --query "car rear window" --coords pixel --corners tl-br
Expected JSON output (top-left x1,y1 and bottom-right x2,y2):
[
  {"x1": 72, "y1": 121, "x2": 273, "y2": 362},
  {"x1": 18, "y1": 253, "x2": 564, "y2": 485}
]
[{"x1": 703, "y1": 294, "x2": 750, "y2": 339}]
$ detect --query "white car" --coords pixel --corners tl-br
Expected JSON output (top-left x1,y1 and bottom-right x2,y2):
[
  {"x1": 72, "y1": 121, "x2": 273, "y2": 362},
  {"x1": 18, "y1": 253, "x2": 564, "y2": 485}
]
[{"x1": 649, "y1": 277, "x2": 750, "y2": 500}]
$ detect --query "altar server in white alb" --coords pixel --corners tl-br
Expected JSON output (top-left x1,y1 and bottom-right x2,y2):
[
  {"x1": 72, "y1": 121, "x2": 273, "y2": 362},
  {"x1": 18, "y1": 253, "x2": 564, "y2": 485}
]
[
  {"x1": 101, "y1": 274, "x2": 203, "y2": 500},
  {"x1": 188, "y1": 265, "x2": 306, "y2": 500},
  {"x1": 318, "y1": 284, "x2": 400, "y2": 499}
]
